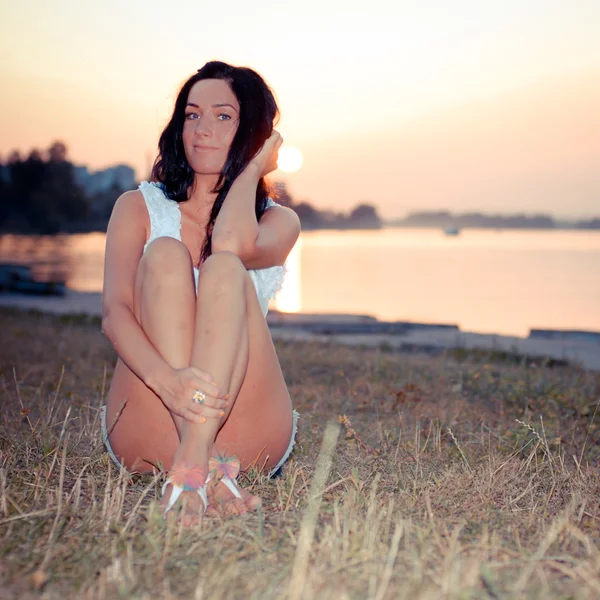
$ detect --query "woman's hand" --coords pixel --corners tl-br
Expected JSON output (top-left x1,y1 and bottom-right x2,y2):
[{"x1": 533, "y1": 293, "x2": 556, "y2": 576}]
[
  {"x1": 248, "y1": 130, "x2": 283, "y2": 178},
  {"x1": 155, "y1": 366, "x2": 229, "y2": 424}
]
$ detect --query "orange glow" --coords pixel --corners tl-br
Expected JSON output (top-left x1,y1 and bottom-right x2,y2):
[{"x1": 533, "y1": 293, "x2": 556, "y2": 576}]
[
  {"x1": 276, "y1": 146, "x2": 304, "y2": 173},
  {"x1": 1, "y1": 1, "x2": 599, "y2": 218}
]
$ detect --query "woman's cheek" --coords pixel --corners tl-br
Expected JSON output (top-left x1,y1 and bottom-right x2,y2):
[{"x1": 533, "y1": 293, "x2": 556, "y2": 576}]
[{"x1": 222, "y1": 121, "x2": 239, "y2": 145}]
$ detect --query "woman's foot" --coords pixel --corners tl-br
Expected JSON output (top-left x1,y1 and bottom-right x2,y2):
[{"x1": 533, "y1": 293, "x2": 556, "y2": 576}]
[
  {"x1": 160, "y1": 462, "x2": 209, "y2": 527},
  {"x1": 206, "y1": 480, "x2": 261, "y2": 517},
  {"x1": 205, "y1": 455, "x2": 261, "y2": 517}
]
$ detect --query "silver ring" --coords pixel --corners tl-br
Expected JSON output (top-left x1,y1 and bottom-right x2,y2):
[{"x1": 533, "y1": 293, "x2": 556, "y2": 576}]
[{"x1": 192, "y1": 389, "x2": 206, "y2": 404}]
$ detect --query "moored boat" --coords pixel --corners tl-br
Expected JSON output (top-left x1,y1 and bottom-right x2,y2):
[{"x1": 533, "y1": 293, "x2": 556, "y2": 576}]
[
  {"x1": 443, "y1": 227, "x2": 461, "y2": 236},
  {"x1": 0, "y1": 263, "x2": 66, "y2": 296}
]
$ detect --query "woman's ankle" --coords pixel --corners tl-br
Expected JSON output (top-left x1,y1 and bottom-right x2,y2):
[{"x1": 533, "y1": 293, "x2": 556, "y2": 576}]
[{"x1": 173, "y1": 437, "x2": 212, "y2": 466}]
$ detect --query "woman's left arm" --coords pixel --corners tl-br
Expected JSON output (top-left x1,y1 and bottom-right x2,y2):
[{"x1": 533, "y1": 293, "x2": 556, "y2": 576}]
[{"x1": 211, "y1": 135, "x2": 301, "y2": 269}]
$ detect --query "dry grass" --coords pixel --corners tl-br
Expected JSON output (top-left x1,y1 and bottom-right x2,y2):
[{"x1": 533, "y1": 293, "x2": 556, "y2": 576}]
[{"x1": 1, "y1": 307, "x2": 600, "y2": 599}]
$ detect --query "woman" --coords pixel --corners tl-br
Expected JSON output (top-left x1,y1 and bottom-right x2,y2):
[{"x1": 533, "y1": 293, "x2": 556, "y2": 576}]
[{"x1": 101, "y1": 61, "x2": 300, "y2": 524}]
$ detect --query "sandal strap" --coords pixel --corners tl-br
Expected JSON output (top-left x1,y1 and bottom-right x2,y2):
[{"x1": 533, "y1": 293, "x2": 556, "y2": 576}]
[
  {"x1": 208, "y1": 454, "x2": 241, "y2": 480},
  {"x1": 209, "y1": 454, "x2": 243, "y2": 500},
  {"x1": 161, "y1": 464, "x2": 210, "y2": 515}
]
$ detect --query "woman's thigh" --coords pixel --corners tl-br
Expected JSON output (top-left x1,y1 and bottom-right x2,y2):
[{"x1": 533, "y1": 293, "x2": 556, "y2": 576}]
[{"x1": 105, "y1": 268, "x2": 293, "y2": 473}]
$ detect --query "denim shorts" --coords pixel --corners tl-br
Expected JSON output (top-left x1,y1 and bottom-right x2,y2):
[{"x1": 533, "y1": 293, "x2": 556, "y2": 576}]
[{"x1": 100, "y1": 406, "x2": 299, "y2": 478}]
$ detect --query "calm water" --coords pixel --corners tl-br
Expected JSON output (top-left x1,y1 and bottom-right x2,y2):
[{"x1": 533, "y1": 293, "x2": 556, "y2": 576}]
[{"x1": 1, "y1": 228, "x2": 599, "y2": 337}]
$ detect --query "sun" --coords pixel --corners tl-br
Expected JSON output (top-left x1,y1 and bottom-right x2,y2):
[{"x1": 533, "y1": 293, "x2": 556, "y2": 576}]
[{"x1": 277, "y1": 146, "x2": 304, "y2": 173}]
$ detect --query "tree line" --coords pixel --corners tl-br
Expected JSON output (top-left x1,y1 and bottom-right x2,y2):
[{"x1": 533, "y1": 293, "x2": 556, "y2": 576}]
[
  {"x1": 389, "y1": 210, "x2": 600, "y2": 230},
  {"x1": 273, "y1": 182, "x2": 382, "y2": 230},
  {"x1": 0, "y1": 142, "x2": 127, "y2": 234},
  {"x1": 0, "y1": 143, "x2": 383, "y2": 235}
]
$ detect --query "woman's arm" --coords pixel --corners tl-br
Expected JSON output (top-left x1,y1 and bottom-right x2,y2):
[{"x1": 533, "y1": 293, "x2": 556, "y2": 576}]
[
  {"x1": 212, "y1": 133, "x2": 301, "y2": 269},
  {"x1": 102, "y1": 191, "x2": 226, "y2": 422},
  {"x1": 102, "y1": 191, "x2": 167, "y2": 389},
  {"x1": 210, "y1": 166, "x2": 262, "y2": 257}
]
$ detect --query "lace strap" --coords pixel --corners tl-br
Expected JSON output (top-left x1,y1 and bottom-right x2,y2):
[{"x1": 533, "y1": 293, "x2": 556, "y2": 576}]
[
  {"x1": 138, "y1": 182, "x2": 161, "y2": 232},
  {"x1": 138, "y1": 181, "x2": 181, "y2": 244}
]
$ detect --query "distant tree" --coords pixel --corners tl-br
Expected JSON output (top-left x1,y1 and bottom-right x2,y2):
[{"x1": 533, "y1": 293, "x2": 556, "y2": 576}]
[
  {"x1": 348, "y1": 203, "x2": 382, "y2": 228},
  {"x1": 7, "y1": 150, "x2": 21, "y2": 164},
  {"x1": 0, "y1": 141, "x2": 89, "y2": 233},
  {"x1": 576, "y1": 218, "x2": 600, "y2": 230},
  {"x1": 48, "y1": 141, "x2": 68, "y2": 162},
  {"x1": 293, "y1": 202, "x2": 322, "y2": 228},
  {"x1": 88, "y1": 182, "x2": 123, "y2": 221}
]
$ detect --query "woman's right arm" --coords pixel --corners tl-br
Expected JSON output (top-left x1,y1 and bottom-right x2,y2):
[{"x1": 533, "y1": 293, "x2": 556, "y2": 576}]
[{"x1": 101, "y1": 191, "x2": 227, "y2": 423}]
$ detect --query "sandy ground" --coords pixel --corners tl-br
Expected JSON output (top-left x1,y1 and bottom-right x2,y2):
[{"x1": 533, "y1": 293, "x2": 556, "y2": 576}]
[{"x1": 1, "y1": 289, "x2": 598, "y2": 371}]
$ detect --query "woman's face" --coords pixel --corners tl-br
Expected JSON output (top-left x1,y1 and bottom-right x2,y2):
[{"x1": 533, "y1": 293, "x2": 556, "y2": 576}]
[{"x1": 182, "y1": 78, "x2": 240, "y2": 175}]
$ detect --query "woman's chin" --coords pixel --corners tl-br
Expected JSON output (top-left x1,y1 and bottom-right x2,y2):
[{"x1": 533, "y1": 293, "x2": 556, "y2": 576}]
[{"x1": 191, "y1": 165, "x2": 223, "y2": 176}]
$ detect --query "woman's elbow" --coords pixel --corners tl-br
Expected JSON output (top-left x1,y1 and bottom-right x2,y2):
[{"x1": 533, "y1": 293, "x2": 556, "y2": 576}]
[
  {"x1": 101, "y1": 302, "x2": 124, "y2": 343},
  {"x1": 101, "y1": 310, "x2": 114, "y2": 342},
  {"x1": 211, "y1": 232, "x2": 256, "y2": 259}
]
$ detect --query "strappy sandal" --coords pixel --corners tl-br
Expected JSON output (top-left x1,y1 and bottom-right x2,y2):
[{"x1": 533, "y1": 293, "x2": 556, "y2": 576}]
[
  {"x1": 208, "y1": 454, "x2": 243, "y2": 500},
  {"x1": 161, "y1": 463, "x2": 211, "y2": 516}
]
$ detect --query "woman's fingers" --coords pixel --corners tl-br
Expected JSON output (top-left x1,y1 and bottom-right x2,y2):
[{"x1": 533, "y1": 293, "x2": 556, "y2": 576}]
[
  {"x1": 189, "y1": 368, "x2": 228, "y2": 399},
  {"x1": 188, "y1": 378, "x2": 226, "y2": 400},
  {"x1": 188, "y1": 403, "x2": 225, "y2": 419},
  {"x1": 181, "y1": 404, "x2": 225, "y2": 424},
  {"x1": 190, "y1": 382, "x2": 227, "y2": 404},
  {"x1": 193, "y1": 368, "x2": 216, "y2": 384},
  {"x1": 189, "y1": 389, "x2": 228, "y2": 410},
  {"x1": 181, "y1": 408, "x2": 209, "y2": 424},
  {"x1": 266, "y1": 131, "x2": 283, "y2": 153}
]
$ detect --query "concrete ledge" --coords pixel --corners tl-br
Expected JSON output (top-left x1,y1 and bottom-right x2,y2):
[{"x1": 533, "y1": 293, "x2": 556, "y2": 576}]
[
  {"x1": 1, "y1": 291, "x2": 598, "y2": 371},
  {"x1": 529, "y1": 329, "x2": 600, "y2": 343},
  {"x1": 267, "y1": 310, "x2": 459, "y2": 335}
]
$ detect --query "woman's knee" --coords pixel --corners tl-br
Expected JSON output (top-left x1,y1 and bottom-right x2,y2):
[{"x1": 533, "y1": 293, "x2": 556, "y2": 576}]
[
  {"x1": 140, "y1": 237, "x2": 193, "y2": 278},
  {"x1": 200, "y1": 251, "x2": 247, "y2": 288}
]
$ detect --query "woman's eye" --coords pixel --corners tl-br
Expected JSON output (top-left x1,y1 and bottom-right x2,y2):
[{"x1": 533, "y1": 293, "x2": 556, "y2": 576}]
[
  {"x1": 218, "y1": 114, "x2": 232, "y2": 121},
  {"x1": 185, "y1": 112, "x2": 199, "y2": 120}
]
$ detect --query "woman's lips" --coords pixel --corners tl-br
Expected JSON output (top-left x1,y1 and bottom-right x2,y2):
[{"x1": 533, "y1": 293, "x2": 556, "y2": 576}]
[{"x1": 193, "y1": 144, "x2": 218, "y2": 151}]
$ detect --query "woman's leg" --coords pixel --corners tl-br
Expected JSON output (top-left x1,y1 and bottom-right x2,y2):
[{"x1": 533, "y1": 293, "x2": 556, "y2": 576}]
[
  {"x1": 170, "y1": 251, "x2": 250, "y2": 466},
  {"x1": 161, "y1": 251, "x2": 258, "y2": 518},
  {"x1": 105, "y1": 237, "x2": 196, "y2": 474},
  {"x1": 106, "y1": 237, "x2": 292, "y2": 520}
]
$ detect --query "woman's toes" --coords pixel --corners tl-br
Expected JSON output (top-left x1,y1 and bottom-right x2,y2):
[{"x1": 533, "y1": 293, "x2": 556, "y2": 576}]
[
  {"x1": 207, "y1": 480, "x2": 260, "y2": 517},
  {"x1": 238, "y1": 487, "x2": 261, "y2": 511},
  {"x1": 224, "y1": 498, "x2": 248, "y2": 517}
]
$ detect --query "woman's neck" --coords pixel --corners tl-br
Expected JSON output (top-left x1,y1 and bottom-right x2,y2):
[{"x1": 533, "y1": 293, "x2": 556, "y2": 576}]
[{"x1": 187, "y1": 173, "x2": 220, "y2": 206}]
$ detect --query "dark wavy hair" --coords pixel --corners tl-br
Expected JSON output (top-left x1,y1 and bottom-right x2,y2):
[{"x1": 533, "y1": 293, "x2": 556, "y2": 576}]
[{"x1": 151, "y1": 61, "x2": 279, "y2": 262}]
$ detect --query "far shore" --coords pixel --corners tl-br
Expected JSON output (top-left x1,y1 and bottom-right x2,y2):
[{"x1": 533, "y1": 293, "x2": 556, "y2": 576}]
[{"x1": 1, "y1": 289, "x2": 598, "y2": 371}]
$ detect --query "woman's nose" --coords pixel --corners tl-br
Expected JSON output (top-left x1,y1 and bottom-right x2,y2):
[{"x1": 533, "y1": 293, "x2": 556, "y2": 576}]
[{"x1": 195, "y1": 117, "x2": 213, "y2": 136}]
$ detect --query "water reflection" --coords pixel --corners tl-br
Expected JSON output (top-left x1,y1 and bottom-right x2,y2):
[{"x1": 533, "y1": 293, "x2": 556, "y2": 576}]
[
  {"x1": 1, "y1": 229, "x2": 599, "y2": 336},
  {"x1": 273, "y1": 238, "x2": 302, "y2": 313},
  {"x1": 0, "y1": 233, "x2": 106, "y2": 291}
]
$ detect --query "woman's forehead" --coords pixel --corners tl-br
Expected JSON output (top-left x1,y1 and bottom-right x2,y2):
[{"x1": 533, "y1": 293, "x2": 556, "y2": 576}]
[{"x1": 187, "y1": 79, "x2": 239, "y2": 109}]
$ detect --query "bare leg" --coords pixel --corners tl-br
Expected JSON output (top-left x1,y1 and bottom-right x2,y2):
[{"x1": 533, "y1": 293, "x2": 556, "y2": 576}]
[
  {"x1": 169, "y1": 251, "x2": 256, "y2": 518},
  {"x1": 136, "y1": 240, "x2": 259, "y2": 521}
]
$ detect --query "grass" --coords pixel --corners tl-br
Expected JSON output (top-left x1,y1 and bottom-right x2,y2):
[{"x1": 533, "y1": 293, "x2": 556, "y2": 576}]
[{"x1": 1, "y1": 307, "x2": 600, "y2": 599}]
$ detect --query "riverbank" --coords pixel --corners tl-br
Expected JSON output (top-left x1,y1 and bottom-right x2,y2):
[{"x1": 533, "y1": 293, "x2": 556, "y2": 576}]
[{"x1": 1, "y1": 289, "x2": 599, "y2": 371}]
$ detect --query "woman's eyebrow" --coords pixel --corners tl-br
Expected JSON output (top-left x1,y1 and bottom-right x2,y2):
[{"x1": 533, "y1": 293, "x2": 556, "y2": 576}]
[
  {"x1": 186, "y1": 102, "x2": 238, "y2": 111},
  {"x1": 213, "y1": 103, "x2": 238, "y2": 111}
]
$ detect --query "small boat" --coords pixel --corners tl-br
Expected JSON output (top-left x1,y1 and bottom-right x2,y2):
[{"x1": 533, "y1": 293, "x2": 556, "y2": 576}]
[
  {"x1": 0, "y1": 263, "x2": 66, "y2": 296},
  {"x1": 443, "y1": 227, "x2": 461, "y2": 236}
]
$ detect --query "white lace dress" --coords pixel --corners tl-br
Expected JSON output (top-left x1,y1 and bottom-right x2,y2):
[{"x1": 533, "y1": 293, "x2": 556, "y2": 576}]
[{"x1": 139, "y1": 181, "x2": 285, "y2": 316}]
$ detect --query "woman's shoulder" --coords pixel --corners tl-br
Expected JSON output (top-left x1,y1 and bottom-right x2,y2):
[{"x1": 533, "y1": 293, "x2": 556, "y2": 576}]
[
  {"x1": 110, "y1": 188, "x2": 149, "y2": 226},
  {"x1": 115, "y1": 188, "x2": 144, "y2": 207}
]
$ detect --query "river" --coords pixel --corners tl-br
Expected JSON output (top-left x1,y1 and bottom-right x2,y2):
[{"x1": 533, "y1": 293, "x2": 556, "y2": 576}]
[{"x1": 1, "y1": 228, "x2": 599, "y2": 337}]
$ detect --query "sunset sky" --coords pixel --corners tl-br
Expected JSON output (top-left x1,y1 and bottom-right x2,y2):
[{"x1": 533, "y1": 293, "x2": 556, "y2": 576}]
[{"x1": 1, "y1": 0, "x2": 599, "y2": 218}]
